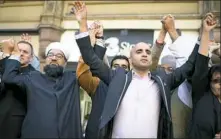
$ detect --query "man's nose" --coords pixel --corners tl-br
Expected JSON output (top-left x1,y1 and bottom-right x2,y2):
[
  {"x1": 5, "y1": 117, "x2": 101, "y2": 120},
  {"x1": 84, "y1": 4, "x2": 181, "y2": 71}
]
[
  {"x1": 51, "y1": 56, "x2": 57, "y2": 60},
  {"x1": 20, "y1": 51, "x2": 24, "y2": 56},
  {"x1": 142, "y1": 52, "x2": 147, "y2": 57}
]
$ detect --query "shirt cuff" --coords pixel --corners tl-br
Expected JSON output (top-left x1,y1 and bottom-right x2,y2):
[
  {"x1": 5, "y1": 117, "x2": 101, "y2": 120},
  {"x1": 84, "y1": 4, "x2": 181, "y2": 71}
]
[
  {"x1": 95, "y1": 39, "x2": 105, "y2": 48},
  {"x1": 9, "y1": 55, "x2": 20, "y2": 61},
  {"x1": 75, "y1": 32, "x2": 89, "y2": 40}
]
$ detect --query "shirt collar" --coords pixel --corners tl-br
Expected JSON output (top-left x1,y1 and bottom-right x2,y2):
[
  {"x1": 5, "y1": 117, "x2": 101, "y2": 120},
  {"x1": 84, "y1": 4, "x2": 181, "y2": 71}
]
[{"x1": 132, "y1": 70, "x2": 151, "y2": 79}]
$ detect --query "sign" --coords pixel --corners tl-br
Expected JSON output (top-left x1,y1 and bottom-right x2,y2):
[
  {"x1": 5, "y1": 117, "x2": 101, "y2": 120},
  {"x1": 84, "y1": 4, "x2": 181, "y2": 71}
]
[{"x1": 104, "y1": 29, "x2": 154, "y2": 62}]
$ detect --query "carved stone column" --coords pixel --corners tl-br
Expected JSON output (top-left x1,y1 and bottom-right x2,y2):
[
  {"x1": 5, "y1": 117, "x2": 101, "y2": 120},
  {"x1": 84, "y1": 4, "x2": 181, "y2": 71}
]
[{"x1": 38, "y1": 1, "x2": 64, "y2": 69}]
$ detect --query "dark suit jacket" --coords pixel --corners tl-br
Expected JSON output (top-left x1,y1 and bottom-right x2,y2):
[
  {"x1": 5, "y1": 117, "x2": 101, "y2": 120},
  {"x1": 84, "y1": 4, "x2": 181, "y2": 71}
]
[
  {"x1": 76, "y1": 35, "x2": 209, "y2": 139},
  {"x1": 0, "y1": 57, "x2": 35, "y2": 139}
]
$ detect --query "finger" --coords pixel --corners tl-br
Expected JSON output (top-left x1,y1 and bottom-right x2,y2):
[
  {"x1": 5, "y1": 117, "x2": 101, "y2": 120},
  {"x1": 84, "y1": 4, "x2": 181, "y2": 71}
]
[
  {"x1": 28, "y1": 36, "x2": 31, "y2": 42},
  {"x1": 75, "y1": 1, "x2": 81, "y2": 11},
  {"x1": 162, "y1": 15, "x2": 167, "y2": 20},
  {"x1": 211, "y1": 23, "x2": 217, "y2": 29},
  {"x1": 161, "y1": 20, "x2": 165, "y2": 24},
  {"x1": 79, "y1": 1, "x2": 84, "y2": 9},
  {"x1": 168, "y1": 14, "x2": 174, "y2": 19},
  {"x1": 205, "y1": 13, "x2": 214, "y2": 19},
  {"x1": 81, "y1": 2, "x2": 86, "y2": 9},
  {"x1": 207, "y1": 16, "x2": 213, "y2": 22}
]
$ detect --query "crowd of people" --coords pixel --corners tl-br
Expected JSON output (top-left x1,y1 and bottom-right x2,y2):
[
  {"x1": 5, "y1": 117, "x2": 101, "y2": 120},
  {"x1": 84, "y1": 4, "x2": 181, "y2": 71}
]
[{"x1": 0, "y1": 1, "x2": 220, "y2": 139}]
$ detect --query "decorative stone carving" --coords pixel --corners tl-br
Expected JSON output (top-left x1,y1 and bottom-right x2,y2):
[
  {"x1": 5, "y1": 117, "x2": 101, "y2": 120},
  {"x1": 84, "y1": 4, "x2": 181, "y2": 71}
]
[
  {"x1": 38, "y1": 0, "x2": 64, "y2": 61},
  {"x1": 43, "y1": 1, "x2": 56, "y2": 14}
]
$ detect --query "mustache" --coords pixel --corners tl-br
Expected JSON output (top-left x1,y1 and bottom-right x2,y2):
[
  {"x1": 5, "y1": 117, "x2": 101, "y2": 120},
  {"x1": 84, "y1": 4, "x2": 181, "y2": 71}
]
[{"x1": 43, "y1": 64, "x2": 64, "y2": 78}]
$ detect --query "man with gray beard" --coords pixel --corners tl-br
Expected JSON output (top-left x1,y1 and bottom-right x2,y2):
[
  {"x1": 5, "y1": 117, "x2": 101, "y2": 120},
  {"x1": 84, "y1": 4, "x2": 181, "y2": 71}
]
[{"x1": 2, "y1": 41, "x2": 82, "y2": 138}]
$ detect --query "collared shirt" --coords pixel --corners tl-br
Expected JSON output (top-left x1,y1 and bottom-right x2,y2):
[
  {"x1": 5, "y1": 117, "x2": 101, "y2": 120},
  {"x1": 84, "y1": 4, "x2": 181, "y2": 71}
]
[{"x1": 112, "y1": 71, "x2": 161, "y2": 138}]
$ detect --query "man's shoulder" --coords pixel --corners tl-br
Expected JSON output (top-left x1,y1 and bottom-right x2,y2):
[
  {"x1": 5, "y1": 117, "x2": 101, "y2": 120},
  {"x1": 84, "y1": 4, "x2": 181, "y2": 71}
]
[{"x1": 64, "y1": 70, "x2": 77, "y2": 77}]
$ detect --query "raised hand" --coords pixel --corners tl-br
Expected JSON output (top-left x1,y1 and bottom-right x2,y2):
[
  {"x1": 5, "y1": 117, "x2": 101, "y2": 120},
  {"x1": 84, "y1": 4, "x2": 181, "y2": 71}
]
[
  {"x1": 203, "y1": 13, "x2": 217, "y2": 32},
  {"x1": 161, "y1": 15, "x2": 167, "y2": 32},
  {"x1": 1, "y1": 38, "x2": 15, "y2": 54},
  {"x1": 162, "y1": 14, "x2": 175, "y2": 32},
  {"x1": 21, "y1": 33, "x2": 32, "y2": 43},
  {"x1": 72, "y1": 1, "x2": 87, "y2": 23},
  {"x1": 94, "y1": 21, "x2": 103, "y2": 37},
  {"x1": 89, "y1": 22, "x2": 98, "y2": 46}
]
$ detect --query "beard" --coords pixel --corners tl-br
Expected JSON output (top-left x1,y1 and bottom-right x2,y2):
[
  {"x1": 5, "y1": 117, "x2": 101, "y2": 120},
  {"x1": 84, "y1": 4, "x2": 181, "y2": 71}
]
[{"x1": 43, "y1": 64, "x2": 64, "y2": 78}]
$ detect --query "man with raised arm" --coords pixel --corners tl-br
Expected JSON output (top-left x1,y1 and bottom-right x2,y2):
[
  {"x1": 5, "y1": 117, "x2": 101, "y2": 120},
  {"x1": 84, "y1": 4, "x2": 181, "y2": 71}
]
[
  {"x1": 2, "y1": 40, "x2": 82, "y2": 138},
  {"x1": 73, "y1": 1, "x2": 211, "y2": 138}
]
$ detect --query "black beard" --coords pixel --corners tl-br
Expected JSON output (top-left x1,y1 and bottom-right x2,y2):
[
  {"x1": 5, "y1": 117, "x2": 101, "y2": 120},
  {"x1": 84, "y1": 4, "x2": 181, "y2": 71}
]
[{"x1": 43, "y1": 64, "x2": 64, "y2": 78}]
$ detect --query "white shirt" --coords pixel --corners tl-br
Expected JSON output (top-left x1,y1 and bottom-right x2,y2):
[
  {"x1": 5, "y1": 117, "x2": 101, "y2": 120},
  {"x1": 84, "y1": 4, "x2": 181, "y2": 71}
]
[
  {"x1": 112, "y1": 72, "x2": 161, "y2": 138},
  {"x1": 168, "y1": 36, "x2": 199, "y2": 108}
]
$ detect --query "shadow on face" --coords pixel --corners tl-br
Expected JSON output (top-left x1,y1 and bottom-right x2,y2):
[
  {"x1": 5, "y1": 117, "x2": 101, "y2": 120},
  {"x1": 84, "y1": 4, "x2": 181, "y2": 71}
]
[
  {"x1": 160, "y1": 64, "x2": 174, "y2": 74},
  {"x1": 45, "y1": 49, "x2": 67, "y2": 68},
  {"x1": 18, "y1": 43, "x2": 33, "y2": 66},
  {"x1": 130, "y1": 42, "x2": 152, "y2": 71},
  {"x1": 111, "y1": 59, "x2": 129, "y2": 71},
  {"x1": 210, "y1": 72, "x2": 221, "y2": 98}
]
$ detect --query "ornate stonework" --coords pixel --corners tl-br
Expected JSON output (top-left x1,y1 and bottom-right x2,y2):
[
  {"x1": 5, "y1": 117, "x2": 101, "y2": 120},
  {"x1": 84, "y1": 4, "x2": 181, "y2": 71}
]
[{"x1": 38, "y1": 1, "x2": 64, "y2": 61}]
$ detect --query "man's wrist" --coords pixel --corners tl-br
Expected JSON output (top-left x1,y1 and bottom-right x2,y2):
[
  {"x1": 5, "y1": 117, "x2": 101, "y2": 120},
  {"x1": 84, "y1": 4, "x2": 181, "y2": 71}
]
[
  {"x1": 96, "y1": 36, "x2": 104, "y2": 39},
  {"x1": 167, "y1": 27, "x2": 176, "y2": 33},
  {"x1": 79, "y1": 21, "x2": 88, "y2": 33},
  {"x1": 168, "y1": 29, "x2": 179, "y2": 42},
  {"x1": 156, "y1": 39, "x2": 165, "y2": 46},
  {"x1": 160, "y1": 28, "x2": 167, "y2": 34}
]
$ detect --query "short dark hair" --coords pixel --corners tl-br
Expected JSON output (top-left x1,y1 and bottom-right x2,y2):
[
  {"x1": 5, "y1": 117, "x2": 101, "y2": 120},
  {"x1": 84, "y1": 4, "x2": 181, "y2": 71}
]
[
  {"x1": 208, "y1": 64, "x2": 220, "y2": 90},
  {"x1": 17, "y1": 40, "x2": 34, "y2": 55},
  {"x1": 208, "y1": 64, "x2": 220, "y2": 81},
  {"x1": 110, "y1": 55, "x2": 130, "y2": 69}
]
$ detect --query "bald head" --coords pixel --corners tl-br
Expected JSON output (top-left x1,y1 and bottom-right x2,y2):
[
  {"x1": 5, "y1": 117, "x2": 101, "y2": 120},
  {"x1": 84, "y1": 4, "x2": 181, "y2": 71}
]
[
  {"x1": 130, "y1": 42, "x2": 152, "y2": 57},
  {"x1": 130, "y1": 42, "x2": 152, "y2": 71}
]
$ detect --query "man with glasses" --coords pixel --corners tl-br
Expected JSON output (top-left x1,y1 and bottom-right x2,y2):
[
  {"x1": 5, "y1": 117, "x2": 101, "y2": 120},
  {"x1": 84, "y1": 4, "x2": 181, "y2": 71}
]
[
  {"x1": 159, "y1": 55, "x2": 176, "y2": 74},
  {"x1": 2, "y1": 42, "x2": 83, "y2": 138}
]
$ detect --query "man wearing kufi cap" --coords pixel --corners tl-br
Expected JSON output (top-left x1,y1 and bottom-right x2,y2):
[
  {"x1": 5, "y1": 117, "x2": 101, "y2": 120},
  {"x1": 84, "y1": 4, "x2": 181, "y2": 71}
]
[
  {"x1": 160, "y1": 55, "x2": 176, "y2": 74},
  {"x1": 2, "y1": 41, "x2": 83, "y2": 138}
]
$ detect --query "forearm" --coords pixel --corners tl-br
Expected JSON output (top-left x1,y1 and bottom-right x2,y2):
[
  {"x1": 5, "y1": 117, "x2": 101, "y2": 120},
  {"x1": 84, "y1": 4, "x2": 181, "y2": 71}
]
[
  {"x1": 94, "y1": 39, "x2": 106, "y2": 60},
  {"x1": 150, "y1": 29, "x2": 166, "y2": 71},
  {"x1": 192, "y1": 53, "x2": 210, "y2": 105},
  {"x1": 168, "y1": 36, "x2": 197, "y2": 67},
  {"x1": 151, "y1": 41, "x2": 164, "y2": 71},
  {"x1": 169, "y1": 43, "x2": 201, "y2": 90},
  {"x1": 78, "y1": 72, "x2": 100, "y2": 96},
  {"x1": 199, "y1": 30, "x2": 210, "y2": 56},
  {"x1": 77, "y1": 57, "x2": 100, "y2": 95},
  {"x1": 2, "y1": 55, "x2": 24, "y2": 86},
  {"x1": 168, "y1": 29, "x2": 179, "y2": 42},
  {"x1": 75, "y1": 34, "x2": 113, "y2": 85},
  {"x1": 156, "y1": 29, "x2": 167, "y2": 44}
]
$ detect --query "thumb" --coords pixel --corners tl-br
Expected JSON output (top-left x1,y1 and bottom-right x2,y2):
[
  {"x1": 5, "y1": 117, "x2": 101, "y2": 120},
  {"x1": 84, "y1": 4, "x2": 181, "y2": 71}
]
[{"x1": 210, "y1": 23, "x2": 217, "y2": 30}]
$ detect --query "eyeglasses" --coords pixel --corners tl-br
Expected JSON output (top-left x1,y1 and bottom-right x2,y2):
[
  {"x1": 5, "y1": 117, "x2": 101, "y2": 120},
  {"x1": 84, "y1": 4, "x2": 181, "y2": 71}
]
[
  {"x1": 47, "y1": 53, "x2": 64, "y2": 60},
  {"x1": 161, "y1": 67, "x2": 174, "y2": 73},
  {"x1": 211, "y1": 78, "x2": 221, "y2": 84}
]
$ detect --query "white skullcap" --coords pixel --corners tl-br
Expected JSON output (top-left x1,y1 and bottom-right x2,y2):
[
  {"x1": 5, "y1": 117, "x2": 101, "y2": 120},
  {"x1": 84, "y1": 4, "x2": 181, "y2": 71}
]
[{"x1": 45, "y1": 42, "x2": 70, "y2": 60}]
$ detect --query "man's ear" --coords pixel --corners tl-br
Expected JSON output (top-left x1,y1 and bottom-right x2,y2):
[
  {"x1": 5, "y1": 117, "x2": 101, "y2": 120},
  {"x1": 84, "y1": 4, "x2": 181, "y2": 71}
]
[{"x1": 29, "y1": 55, "x2": 34, "y2": 63}]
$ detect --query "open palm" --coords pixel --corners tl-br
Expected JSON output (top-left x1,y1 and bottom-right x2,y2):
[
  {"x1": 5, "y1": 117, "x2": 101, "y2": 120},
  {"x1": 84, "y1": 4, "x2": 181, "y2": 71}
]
[{"x1": 72, "y1": 1, "x2": 87, "y2": 22}]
